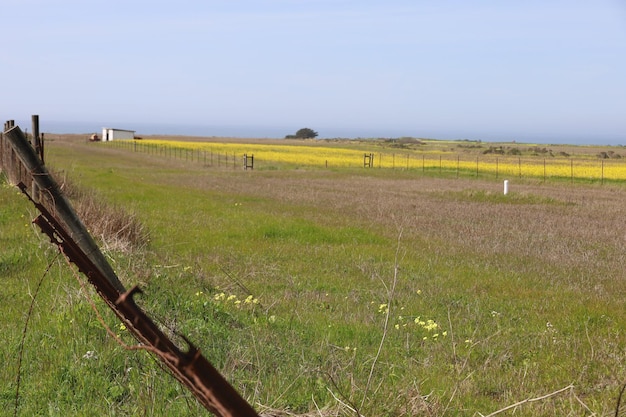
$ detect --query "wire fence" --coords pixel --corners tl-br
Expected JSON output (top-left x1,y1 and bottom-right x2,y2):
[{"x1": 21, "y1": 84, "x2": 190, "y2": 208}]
[
  {"x1": 105, "y1": 139, "x2": 242, "y2": 168},
  {"x1": 102, "y1": 139, "x2": 626, "y2": 184},
  {"x1": 376, "y1": 153, "x2": 625, "y2": 184}
]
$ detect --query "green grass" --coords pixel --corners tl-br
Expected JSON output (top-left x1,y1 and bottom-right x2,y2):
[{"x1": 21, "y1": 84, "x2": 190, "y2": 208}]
[{"x1": 2, "y1": 138, "x2": 626, "y2": 416}]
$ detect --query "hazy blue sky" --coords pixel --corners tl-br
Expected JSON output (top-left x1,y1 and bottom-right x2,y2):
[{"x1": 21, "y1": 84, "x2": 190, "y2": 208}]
[{"x1": 2, "y1": 0, "x2": 625, "y2": 143}]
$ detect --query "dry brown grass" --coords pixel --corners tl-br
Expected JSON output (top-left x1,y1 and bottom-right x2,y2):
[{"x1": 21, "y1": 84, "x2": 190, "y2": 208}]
[{"x1": 53, "y1": 170, "x2": 149, "y2": 252}]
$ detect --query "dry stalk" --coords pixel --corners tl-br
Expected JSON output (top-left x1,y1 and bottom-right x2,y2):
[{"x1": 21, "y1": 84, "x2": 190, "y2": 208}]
[
  {"x1": 359, "y1": 228, "x2": 404, "y2": 414},
  {"x1": 478, "y1": 384, "x2": 575, "y2": 417},
  {"x1": 615, "y1": 381, "x2": 626, "y2": 417},
  {"x1": 327, "y1": 387, "x2": 358, "y2": 415},
  {"x1": 14, "y1": 253, "x2": 59, "y2": 417}
]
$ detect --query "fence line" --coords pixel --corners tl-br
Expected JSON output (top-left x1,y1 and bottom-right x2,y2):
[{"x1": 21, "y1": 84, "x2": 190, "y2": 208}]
[
  {"x1": 377, "y1": 153, "x2": 624, "y2": 183},
  {"x1": 99, "y1": 140, "x2": 626, "y2": 183},
  {"x1": 106, "y1": 140, "x2": 242, "y2": 169},
  {"x1": 2, "y1": 123, "x2": 259, "y2": 417}
]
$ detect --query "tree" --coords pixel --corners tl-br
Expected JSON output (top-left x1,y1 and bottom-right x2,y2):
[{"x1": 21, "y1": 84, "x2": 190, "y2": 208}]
[{"x1": 286, "y1": 128, "x2": 318, "y2": 139}]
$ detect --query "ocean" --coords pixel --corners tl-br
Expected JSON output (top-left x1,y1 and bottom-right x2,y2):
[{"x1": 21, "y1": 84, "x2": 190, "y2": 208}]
[{"x1": 8, "y1": 119, "x2": 624, "y2": 146}]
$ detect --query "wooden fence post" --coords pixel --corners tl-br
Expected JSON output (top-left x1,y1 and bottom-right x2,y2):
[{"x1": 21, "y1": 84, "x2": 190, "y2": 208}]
[
  {"x1": 243, "y1": 153, "x2": 254, "y2": 170},
  {"x1": 31, "y1": 115, "x2": 41, "y2": 160},
  {"x1": 601, "y1": 159, "x2": 604, "y2": 185},
  {"x1": 496, "y1": 157, "x2": 499, "y2": 179},
  {"x1": 364, "y1": 153, "x2": 374, "y2": 168}
]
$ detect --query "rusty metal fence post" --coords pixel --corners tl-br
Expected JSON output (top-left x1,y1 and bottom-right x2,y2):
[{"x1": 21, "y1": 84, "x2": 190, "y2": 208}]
[{"x1": 1, "y1": 124, "x2": 260, "y2": 417}]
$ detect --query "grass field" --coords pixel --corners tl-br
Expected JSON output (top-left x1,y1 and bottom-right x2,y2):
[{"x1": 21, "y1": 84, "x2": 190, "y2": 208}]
[
  {"x1": 103, "y1": 136, "x2": 626, "y2": 183},
  {"x1": 2, "y1": 135, "x2": 626, "y2": 416}
]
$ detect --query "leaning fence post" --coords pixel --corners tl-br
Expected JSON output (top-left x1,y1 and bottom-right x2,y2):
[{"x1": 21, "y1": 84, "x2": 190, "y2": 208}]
[
  {"x1": 4, "y1": 126, "x2": 126, "y2": 293},
  {"x1": 4, "y1": 125, "x2": 261, "y2": 416}
]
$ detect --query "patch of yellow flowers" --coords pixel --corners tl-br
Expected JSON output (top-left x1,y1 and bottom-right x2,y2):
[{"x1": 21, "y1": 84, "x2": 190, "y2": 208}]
[
  {"x1": 118, "y1": 139, "x2": 626, "y2": 181},
  {"x1": 377, "y1": 301, "x2": 446, "y2": 341},
  {"x1": 211, "y1": 292, "x2": 260, "y2": 308},
  {"x1": 136, "y1": 139, "x2": 365, "y2": 168}
]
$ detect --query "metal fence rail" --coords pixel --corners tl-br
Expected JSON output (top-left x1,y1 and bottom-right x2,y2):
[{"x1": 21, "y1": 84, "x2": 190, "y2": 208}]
[{"x1": 1, "y1": 122, "x2": 259, "y2": 417}]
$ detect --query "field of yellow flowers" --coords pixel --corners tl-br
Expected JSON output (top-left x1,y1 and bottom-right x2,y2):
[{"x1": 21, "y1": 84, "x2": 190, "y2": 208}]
[{"x1": 106, "y1": 138, "x2": 626, "y2": 182}]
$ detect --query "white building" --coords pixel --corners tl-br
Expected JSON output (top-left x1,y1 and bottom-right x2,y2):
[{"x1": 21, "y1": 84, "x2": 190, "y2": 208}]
[{"x1": 102, "y1": 128, "x2": 135, "y2": 141}]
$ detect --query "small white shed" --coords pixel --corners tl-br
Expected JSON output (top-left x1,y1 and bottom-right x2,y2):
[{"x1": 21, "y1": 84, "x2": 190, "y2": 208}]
[{"x1": 102, "y1": 128, "x2": 135, "y2": 141}]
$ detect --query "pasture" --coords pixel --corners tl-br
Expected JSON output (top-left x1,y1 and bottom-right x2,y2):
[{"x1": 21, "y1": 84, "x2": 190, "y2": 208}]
[
  {"x1": 106, "y1": 136, "x2": 626, "y2": 183},
  {"x1": 2, "y1": 135, "x2": 626, "y2": 416}
]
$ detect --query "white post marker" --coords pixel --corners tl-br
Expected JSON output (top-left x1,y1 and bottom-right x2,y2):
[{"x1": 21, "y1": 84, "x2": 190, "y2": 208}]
[{"x1": 503, "y1": 180, "x2": 509, "y2": 195}]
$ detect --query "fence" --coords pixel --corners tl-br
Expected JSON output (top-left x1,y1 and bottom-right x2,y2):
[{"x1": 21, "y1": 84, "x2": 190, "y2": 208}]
[
  {"x1": 243, "y1": 153, "x2": 254, "y2": 170},
  {"x1": 102, "y1": 139, "x2": 626, "y2": 183},
  {"x1": 376, "y1": 153, "x2": 625, "y2": 184},
  {"x1": 1, "y1": 121, "x2": 259, "y2": 417},
  {"x1": 1, "y1": 117, "x2": 46, "y2": 192},
  {"x1": 106, "y1": 139, "x2": 242, "y2": 168}
]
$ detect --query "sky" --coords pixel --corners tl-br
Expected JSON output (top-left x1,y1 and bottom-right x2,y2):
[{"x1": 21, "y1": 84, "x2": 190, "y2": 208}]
[{"x1": 2, "y1": 0, "x2": 625, "y2": 144}]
